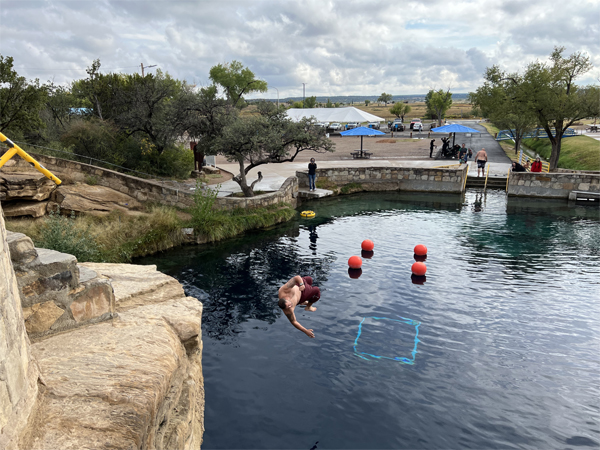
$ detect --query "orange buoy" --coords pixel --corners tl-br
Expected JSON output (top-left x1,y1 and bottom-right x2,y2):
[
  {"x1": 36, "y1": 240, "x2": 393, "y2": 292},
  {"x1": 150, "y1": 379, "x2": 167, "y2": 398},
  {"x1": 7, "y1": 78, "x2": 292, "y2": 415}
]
[
  {"x1": 361, "y1": 239, "x2": 374, "y2": 251},
  {"x1": 414, "y1": 244, "x2": 427, "y2": 256},
  {"x1": 411, "y1": 262, "x2": 427, "y2": 276},
  {"x1": 348, "y1": 255, "x2": 363, "y2": 269}
]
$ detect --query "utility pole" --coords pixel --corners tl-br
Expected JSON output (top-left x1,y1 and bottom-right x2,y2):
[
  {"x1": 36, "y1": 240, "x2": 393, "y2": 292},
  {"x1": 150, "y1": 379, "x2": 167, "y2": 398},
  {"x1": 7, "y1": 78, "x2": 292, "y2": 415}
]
[
  {"x1": 302, "y1": 83, "x2": 306, "y2": 108},
  {"x1": 140, "y1": 63, "x2": 157, "y2": 77},
  {"x1": 272, "y1": 87, "x2": 279, "y2": 109}
]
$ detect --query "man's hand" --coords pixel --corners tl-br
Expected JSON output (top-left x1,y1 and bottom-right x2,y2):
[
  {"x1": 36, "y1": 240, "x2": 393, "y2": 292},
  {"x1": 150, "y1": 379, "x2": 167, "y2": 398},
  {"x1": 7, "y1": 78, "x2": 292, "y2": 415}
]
[
  {"x1": 305, "y1": 329, "x2": 315, "y2": 338},
  {"x1": 299, "y1": 284, "x2": 305, "y2": 292}
]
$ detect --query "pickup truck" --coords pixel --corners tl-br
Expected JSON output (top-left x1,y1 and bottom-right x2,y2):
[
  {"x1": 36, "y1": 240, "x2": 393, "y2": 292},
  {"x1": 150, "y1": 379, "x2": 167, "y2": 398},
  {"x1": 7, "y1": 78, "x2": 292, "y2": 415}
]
[
  {"x1": 329, "y1": 123, "x2": 343, "y2": 131},
  {"x1": 367, "y1": 122, "x2": 380, "y2": 130},
  {"x1": 345, "y1": 122, "x2": 359, "y2": 130}
]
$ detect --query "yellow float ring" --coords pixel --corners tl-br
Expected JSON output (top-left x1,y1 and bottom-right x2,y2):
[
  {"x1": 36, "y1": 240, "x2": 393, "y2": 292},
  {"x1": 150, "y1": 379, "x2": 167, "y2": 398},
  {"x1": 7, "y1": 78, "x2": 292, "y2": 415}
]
[{"x1": 301, "y1": 210, "x2": 316, "y2": 218}]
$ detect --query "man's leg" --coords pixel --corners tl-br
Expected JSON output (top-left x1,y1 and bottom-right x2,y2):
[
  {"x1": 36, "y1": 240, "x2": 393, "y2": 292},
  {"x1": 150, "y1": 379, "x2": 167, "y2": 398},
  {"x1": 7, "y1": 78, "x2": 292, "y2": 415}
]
[{"x1": 300, "y1": 277, "x2": 319, "y2": 311}]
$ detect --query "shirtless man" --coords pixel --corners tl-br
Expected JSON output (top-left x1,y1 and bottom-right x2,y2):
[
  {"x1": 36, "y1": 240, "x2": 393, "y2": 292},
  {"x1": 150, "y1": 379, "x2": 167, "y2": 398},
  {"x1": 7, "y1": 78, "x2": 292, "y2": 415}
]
[
  {"x1": 475, "y1": 148, "x2": 488, "y2": 177},
  {"x1": 278, "y1": 275, "x2": 321, "y2": 338}
]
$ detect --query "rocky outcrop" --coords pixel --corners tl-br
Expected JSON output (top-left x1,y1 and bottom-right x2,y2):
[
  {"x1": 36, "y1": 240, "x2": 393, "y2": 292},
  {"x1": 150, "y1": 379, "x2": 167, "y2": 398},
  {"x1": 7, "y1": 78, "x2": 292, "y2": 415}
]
[
  {"x1": 1, "y1": 201, "x2": 48, "y2": 218},
  {"x1": 0, "y1": 172, "x2": 57, "y2": 202},
  {"x1": 22, "y1": 263, "x2": 204, "y2": 450},
  {"x1": 48, "y1": 184, "x2": 142, "y2": 216},
  {"x1": 7, "y1": 231, "x2": 116, "y2": 340},
  {"x1": 0, "y1": 208, "x2": 39, "y2": 450}
]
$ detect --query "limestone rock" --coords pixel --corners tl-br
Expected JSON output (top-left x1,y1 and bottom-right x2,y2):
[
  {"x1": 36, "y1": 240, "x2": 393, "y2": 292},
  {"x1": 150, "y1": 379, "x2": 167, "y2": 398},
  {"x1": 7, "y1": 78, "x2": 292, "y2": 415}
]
[
  {"x1": 1, "y1": 201, "x2": 48, "y2": 218},
  {"x1": 26, "y1": 296, "x2": 204, "y2": 450},
  {"x1": 22, "y1": 301, "x2": 65, "y2": 334},
  {"x1": 0, "y1": 172, "x2": 57, "y2": 201},
  {"x1": 49, "y1": 184, "x2": 141, "y2": 216},
  {"x1": 6, "y1": 232, "x2": 38, "y2": 266},
  {"x1": 80, "y1": 262, "x2": 185, "y2": 312}
]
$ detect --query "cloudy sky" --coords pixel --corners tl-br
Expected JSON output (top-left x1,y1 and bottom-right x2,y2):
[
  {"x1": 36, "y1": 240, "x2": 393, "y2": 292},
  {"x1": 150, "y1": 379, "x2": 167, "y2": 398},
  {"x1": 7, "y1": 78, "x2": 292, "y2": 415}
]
[{"x1": 1, "y1": 0, "x2": 598, "y2": 98}]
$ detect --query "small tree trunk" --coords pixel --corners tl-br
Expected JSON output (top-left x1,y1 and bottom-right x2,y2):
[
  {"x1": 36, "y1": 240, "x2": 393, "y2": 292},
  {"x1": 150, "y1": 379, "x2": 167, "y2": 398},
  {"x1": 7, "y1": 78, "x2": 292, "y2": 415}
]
[
  {"x1": 549, "y1": 136, "x2": 562, "y2": 171},
  {"x1": 234, "y1": 159, "x2": 255, "y2": 197},
  {"x1": 514, "y1": 135, "x2": 521, "y2": 155}
]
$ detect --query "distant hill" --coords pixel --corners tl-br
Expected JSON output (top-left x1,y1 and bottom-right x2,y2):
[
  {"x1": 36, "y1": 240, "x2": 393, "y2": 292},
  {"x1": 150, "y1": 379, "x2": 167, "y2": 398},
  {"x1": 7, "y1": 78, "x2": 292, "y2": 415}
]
[{"x1": 251, "y1": 93, "x2": 470, "y2": 104}]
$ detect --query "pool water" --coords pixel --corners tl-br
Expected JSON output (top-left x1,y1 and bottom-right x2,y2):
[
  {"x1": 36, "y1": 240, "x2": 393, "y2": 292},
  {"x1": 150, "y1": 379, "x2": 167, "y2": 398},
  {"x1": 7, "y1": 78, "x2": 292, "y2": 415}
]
[{"x1": 137, "y1": 190, "x2": 600, "y2": 450}]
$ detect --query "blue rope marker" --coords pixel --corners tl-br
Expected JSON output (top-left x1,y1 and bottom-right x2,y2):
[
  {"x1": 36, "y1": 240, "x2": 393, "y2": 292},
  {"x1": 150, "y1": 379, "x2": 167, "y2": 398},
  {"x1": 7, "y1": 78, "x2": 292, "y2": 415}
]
[{"x1": 353, "y1": 316, "x2": 421, "y2": 364}]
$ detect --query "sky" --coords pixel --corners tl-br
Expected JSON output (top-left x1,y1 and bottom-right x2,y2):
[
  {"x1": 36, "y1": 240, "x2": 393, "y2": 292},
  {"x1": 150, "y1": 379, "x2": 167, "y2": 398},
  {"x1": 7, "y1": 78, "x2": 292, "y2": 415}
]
[{"x1": 1, "y1": 0, "x2": 598, "y2": 99}]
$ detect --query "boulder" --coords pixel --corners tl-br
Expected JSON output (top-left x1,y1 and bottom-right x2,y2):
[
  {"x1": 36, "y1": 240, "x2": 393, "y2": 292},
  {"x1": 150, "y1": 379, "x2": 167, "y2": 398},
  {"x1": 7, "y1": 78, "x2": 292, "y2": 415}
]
[
  {"x1": 1, "y1": 201, "x2": 49, "y2": 218},
  {"x1": 48, "y1": 184, "x2": 142, "y2": 216},
  {"x1": 0, "y1": 172, "x2": 57, "y2": 201}
]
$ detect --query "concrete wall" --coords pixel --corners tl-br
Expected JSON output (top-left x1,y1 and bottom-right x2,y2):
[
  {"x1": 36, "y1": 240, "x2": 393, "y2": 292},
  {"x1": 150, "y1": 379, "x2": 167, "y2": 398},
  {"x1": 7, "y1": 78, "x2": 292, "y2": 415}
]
[
  {"x1": 0, "y1": 207, "x2": 39, "y2": 450},
  {"x1": 297, "y1": 166, "x2": 468, "y2": 193},
  {"x1": 507, "y1": 172, "x2": 600, "y2": 198}
]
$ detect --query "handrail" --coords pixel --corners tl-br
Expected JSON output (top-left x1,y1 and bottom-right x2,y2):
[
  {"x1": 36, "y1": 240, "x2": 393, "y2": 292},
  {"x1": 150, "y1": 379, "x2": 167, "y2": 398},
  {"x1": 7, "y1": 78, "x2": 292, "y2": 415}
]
[
  {"x1": 462, "y1": 164, "x2": 469, "y2": 192},
  {"x1": 483, "y1": 163, "x2": 490, "y2": 191},
  {"x1": 0, "y1": 132, "x2": 62, "y2": 185},
  {"x1": 505, "y1": 168, "x2": 511, "y2": 192}
]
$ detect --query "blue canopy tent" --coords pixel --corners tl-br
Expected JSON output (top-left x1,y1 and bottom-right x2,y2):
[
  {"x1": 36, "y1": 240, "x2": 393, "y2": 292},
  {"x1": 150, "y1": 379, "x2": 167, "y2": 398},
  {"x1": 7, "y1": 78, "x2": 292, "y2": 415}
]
[
  {"x1": 340, "y1": 126, "x2": 386, "y2": 158},
  {"x1": 431, "y1": 124, "x2": 481, "y2": 147}
]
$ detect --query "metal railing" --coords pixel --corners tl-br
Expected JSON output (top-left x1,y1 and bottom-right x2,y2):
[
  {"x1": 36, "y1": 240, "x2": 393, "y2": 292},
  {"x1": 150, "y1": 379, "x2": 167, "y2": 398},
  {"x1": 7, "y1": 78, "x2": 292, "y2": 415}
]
[
  {"x1": 483, "y1": 163, "x2": 490, "y2": 191},
  {"x1": 0, "y1": 132, "x2": 62, "y2": 185},
  {"x1": 505, "y1": 168, "x2": 511, "y2": 192}
]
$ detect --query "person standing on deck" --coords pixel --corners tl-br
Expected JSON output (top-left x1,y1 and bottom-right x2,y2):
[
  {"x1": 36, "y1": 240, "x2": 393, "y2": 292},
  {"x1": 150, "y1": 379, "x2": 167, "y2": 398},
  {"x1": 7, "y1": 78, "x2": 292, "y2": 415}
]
[
  {"x1": 430, "y1": 139, "x2": 436, "y2": 158},
  {"x1": 308, "y1": 158, "x2": 317, "y2": 191},
  {"x1": 475, "y1": 148, "x2": 488, "y2": 177},
  {"x1": 278, "y1": 275, "x2": 321, "y2": 338}
]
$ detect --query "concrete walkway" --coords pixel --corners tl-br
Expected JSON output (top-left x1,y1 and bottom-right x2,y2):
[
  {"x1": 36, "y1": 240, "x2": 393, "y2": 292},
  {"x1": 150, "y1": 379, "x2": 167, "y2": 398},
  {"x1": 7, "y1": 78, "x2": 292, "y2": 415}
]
[{"x1": 216, "y1": 120, "x2": 512, "y2": 195}]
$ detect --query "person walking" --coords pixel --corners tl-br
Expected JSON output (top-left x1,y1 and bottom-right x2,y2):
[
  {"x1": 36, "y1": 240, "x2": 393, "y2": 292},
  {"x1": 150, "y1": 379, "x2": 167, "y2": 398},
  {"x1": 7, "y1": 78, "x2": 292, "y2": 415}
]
[
  {"x1": 475, "y1": 148, "x2": 488, "y2": 177},
  {"x1": 308, "y1": 158, "x2": 317, "y2": 191},
  {"x1": 429, "y1": 139, "x2": 436, "y2": 158}
]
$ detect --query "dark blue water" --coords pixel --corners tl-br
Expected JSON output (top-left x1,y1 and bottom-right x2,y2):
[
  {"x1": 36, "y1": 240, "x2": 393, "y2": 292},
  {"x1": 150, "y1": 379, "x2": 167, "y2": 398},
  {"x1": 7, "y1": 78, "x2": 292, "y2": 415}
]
[{"x1": 137, "y1": 191, "x2": 600, "y2": 450}]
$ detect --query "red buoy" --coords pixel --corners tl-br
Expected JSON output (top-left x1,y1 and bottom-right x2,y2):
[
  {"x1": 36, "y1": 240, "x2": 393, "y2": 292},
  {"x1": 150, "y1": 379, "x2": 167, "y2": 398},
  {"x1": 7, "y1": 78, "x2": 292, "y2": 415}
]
[
  {"x1": 361, "y1": 239, "x2": 374, "y2": 251},
  {"x1": 411, "y1": 262, "x2": 427, "y2": 276},
  {"x1": 348, "y1": 255, "x2": 363, "y2": 269},
  {"x1": 414, "y1": 244, "x2": 428, "y2": 256}
]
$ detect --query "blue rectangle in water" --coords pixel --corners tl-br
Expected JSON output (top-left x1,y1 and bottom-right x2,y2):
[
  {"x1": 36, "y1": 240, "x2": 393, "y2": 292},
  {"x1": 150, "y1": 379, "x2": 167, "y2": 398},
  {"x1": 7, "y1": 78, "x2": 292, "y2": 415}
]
[{"x1": 353, "y1": 316, "x2": 421, "y2": 364}]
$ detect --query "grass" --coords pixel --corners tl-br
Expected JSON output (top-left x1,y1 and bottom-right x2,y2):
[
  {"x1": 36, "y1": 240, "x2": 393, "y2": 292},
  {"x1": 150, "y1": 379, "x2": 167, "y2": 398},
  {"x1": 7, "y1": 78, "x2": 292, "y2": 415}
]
[
  {"x1": 195, "y1": 203, "x2": 297, "y2": 243},
  {"x1": 522, "y1": 136, "x2": 600, "y2": 171},
  {"x1": 5, "y1": 206, "x2": 185, "y2": 263},
  {"x1": 340, "y1": 182, "x2": 363, "y2": 194}
]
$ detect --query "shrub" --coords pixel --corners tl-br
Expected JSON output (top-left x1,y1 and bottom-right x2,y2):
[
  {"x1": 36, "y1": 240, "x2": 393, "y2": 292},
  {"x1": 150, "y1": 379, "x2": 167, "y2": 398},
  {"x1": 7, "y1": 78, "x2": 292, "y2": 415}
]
[
  {"x1": 37, "y1": 209, "x2": 101, "y2": 262},
  {"x1": 190, "y1": 182, "x2": 220, "y2": 235}
]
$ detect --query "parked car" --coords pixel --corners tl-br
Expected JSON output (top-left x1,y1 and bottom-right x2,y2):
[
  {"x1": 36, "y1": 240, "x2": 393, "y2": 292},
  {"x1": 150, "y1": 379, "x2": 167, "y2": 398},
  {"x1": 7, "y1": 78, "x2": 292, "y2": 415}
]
[
  {"x1": 345, "y1": 122, "x2": 359, "y2": 130},
  {"x1": 329, "y1": 123, "x2": 343, "y2": 131},
  {"x1": 315, "y1": 122, "x2": 329, "y2": 128},
  {"x1": 409, "y1": 118, "x2": 422, "y2": 130},
  {"x1": 367, "y1": 122, "x2": 380, "y2": 130},
  {"x1": 391, "y1": 122, "x2": 404, "y2": 132},
  {"x1": 412, "y1": 122, "x2": 424, "y2": 131}
]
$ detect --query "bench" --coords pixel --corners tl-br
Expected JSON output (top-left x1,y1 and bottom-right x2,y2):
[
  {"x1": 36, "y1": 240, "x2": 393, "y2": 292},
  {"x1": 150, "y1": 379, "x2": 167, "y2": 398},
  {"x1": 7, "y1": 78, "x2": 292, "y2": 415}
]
[{"x1": 350, "y1": 151, "x2": 373, "y2": 159}]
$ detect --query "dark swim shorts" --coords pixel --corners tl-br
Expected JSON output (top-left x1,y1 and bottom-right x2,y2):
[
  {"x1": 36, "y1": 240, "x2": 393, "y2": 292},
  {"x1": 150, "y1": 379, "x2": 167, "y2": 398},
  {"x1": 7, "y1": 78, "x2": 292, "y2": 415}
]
[
  {"x1": 477, "y1": 160, "x2": 487, "y2": 168},
  {"x1": 300, "y1": 276, "x2": 320, "y2": 304}
]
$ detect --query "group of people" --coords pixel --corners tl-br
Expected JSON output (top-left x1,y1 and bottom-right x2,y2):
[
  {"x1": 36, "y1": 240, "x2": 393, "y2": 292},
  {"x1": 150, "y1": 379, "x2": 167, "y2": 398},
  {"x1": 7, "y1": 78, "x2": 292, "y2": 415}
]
[{"x1": 512, "y1": 157, "x2": 543, "y2": 172}]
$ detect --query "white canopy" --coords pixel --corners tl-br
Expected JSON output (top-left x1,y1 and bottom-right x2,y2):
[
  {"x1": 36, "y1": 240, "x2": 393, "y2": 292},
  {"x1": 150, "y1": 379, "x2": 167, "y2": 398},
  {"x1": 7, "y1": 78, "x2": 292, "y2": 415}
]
[{"x1": 286, "y1": 107, "x2": 385, "y2": 123}]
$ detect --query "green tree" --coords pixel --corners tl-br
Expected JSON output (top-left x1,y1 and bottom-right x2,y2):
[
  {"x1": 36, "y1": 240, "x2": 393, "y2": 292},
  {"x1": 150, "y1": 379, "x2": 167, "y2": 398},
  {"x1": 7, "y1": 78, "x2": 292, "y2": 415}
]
[
  {"x1": 213, "y1": 101, "x2": 334, "y2": 197},
  {"x1": 470, "y1": 67, "x2": 537, "y2": 154},
  {"x1": 0, "y1": 55, "x2": 47, "y2": 137},
  {"x1": 520, "y1": 47, "x2": 598, "y2": 170},
  {"x1": 292, "y1": 101, "x2": 304, "y2": 108},
  {"x1": 426, "y1": 89, "x2": 453, "y2": 126},
  {"x1": 389, "y1": 102, "x2": 411, "y2": 121},
  {"x1": 209, "y1": 60, "x2": 268, "y2": 109},
  {"x1": 304, "y1": 96, "x2": 317, "y2": 108},
  {"x1": 365, "y1": 100, "x2": 371, "y2": 107},
  {"x1": 326, "y1": 98, "x2": 334, "y2": 108},
  {"x1": 377, "y1": 92, "x2": 393, "y2": 105}
]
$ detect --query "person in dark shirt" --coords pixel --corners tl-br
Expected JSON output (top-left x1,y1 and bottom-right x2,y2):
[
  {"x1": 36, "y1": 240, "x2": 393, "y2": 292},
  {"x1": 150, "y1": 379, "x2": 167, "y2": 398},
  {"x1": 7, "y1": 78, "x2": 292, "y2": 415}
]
[
  {"x1": 429, "y1": 139, "x2": 436, "y2": 158},
  {"x1": 308, "y1": 158, "x2": 317, "y2": 191},
  {"x1": 512, "y1": 161, "x2": 527, "y2": 172}
]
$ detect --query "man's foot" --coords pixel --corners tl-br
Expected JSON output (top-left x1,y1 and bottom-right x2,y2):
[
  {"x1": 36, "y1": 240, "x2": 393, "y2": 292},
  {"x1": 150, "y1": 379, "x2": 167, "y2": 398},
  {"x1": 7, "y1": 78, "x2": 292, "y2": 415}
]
[{"x1": 305, "y1": 306, "x2": 317, "y2": 312}]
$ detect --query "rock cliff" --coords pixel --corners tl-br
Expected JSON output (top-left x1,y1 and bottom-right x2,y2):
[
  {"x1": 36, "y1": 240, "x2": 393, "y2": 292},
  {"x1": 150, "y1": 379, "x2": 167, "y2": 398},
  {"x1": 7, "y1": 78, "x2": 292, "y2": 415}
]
[{"x1": 0, "y1": 203, "x2": 205, "y2": 449}]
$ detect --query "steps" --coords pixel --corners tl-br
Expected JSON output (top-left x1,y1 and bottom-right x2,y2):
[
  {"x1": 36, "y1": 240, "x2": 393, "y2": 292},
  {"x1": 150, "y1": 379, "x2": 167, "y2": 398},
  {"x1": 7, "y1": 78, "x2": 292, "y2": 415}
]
[
  {"x1": 465, "y1": 176, "x2": 507, "y2": 190},
  {"x1": 7, "y1": 231, "x2": 116, "y2": 340}
]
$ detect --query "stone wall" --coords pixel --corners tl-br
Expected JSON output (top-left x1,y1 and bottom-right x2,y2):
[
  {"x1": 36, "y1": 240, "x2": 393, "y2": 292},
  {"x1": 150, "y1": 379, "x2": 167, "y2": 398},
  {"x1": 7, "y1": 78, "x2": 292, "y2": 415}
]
[
  {"x1": 297, "y1": 166, "x2": 468, "y2": 193},
  {"x1": 215, "y1": 176, "x2": 298, "y2": 210},
  {"x1": 29, "y1": 153, "x2": 195, "y2": 209},
  {"x1": 29, "y1": 153, "x2": 298, "y2": 211},
  {"x1": 507, "y1": 172, "x2": 600, "y2": 198},
  {"x1": 0, "y1": 207, "x2": 39, "y2": 450}
]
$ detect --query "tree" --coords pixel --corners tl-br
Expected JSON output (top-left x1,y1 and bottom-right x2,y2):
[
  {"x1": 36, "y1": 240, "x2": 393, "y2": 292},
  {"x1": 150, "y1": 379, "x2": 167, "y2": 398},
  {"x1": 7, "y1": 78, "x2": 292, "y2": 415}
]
[
  {"x1": 304, "y1": 96, "x2": 317, "y2": 108},
  {"x1": 326, "y1": 98, "x2": 334, "y2": 108},
  {"x1": 365, "y1": 100, "x2": 371, "y2": 107},
  {"x1": 470, "y1": 67, "x2": 537, "y2": 154},
  {"x1": 377, "y1": 92, "x2": 393, "y2": 105},
  {"x1": 389, "y1": 103, "x2": 411, "y2": 121},
  {"x1": 213, "y1": 101, "x2": 334, "y2": 197},
  {"x1": 426, "y1": 89, "x2": 453, "y2": 126},
  {"x1": 0, "y1": 55, "x2": 47, "y2": 137},
  {"x1": 209, "y1": 60, "x2": 268, "y2": 109},
  {"x1": 292, "y1": 101, "x2": 304, "y2": 108},
  {"x1": 519, "y1": 47, "x2": 598, "y2": 170}
]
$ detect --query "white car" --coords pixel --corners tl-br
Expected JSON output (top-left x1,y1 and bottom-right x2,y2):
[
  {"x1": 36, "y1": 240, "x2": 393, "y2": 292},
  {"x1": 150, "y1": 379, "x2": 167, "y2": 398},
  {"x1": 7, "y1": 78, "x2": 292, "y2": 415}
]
[
  {"x1": 315, "y1": 122, "x2": 329, "y2": 128},
  {"x1": 329, "y1": 123, "x2": 343, "y2": 131},
  {"x1": 412, "y1": 122, "x2": 424, "y2": 131}
]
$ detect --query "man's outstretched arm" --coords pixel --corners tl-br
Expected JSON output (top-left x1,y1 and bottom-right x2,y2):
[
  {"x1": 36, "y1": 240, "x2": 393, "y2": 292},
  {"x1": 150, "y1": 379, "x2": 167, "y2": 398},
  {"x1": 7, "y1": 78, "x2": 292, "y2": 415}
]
[
  {"x1": 284, "y1": 311, "x2": 314, "y2": 338},
  {"x1": 284, "y1": 275, "x2": 305, "y2": 291}
]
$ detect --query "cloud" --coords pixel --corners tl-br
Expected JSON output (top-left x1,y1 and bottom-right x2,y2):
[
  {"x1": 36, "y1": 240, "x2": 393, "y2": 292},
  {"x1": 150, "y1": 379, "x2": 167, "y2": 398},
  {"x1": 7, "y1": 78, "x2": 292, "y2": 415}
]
[{"x1": 0, "y1": 0, "x2": 597, "y2": 96}]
